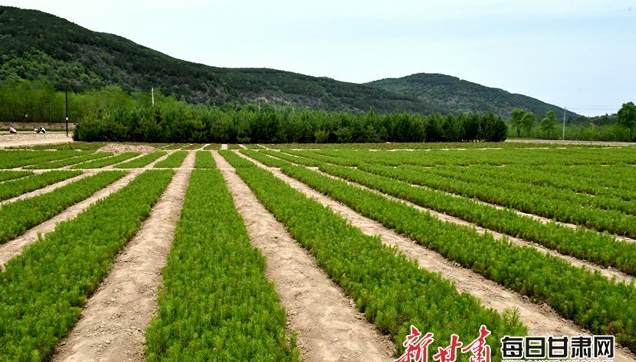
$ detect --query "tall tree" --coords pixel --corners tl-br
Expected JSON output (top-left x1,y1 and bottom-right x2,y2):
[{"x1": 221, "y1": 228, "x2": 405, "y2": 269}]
[
  {"x1": 617, "y1": 102, "x2": 636, "y2": 140},
  {"x1": 540, "y1": 110, "x2": 557, "y2": 138},
  {"x1": 510, "y1": 108, "x2": 527, "y2": 137}
]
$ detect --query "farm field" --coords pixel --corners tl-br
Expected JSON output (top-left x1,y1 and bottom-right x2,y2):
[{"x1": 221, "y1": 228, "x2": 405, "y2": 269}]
[{"x1": 0, "y1": 141, "x2": 635, "y2": 361}]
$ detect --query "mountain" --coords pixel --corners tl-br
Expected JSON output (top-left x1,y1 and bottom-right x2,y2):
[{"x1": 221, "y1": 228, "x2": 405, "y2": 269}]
[
  {"x1": 0, "y1": 6, "x2": 572, "y2": 118},
  {"x1": 367, "y1": 73, "x2": 576, "y2": 118}
]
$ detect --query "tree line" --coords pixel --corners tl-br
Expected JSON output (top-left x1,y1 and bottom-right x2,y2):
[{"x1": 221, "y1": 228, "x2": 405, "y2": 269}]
[
  {"x1": 508, "y1": 104, "x2": 636, "y2": 141},
  {"x1": 2, "y1": 79, "x2": 634, "y2": 142},
  {"x1": 74, "y1": 100, "x2": 507, "y2": 143}
]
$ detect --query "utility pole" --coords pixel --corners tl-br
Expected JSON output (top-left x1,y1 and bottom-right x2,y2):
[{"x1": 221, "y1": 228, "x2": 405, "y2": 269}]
[
  {"x1": 562, "y1": 108, "x2": 566, "y2": 140},
  {"x1": 151, "y1": 87, "x2": 155, "y2": 107},
  {"x1": 65, "y1": 86, "x2": 69, "y2": 137}
]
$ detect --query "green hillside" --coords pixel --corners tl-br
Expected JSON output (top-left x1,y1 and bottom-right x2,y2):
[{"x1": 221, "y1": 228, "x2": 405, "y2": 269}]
[
  {"x1": 0, "y1": 6, "x2": 573, "y2": 117},
  {"x1": 367, "y1": 73, "x2": 576, "y2": 118}
]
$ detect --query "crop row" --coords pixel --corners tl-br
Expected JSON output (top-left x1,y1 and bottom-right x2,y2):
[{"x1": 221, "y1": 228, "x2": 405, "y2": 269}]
[
  {"x1": 203, "y1": 143, "x2": 221, "y2": 150},
  {"x1": 0, "y1": 171, "x2": 125, "y2": 244},
  {"x1": 154, "y1": 151, "x2": 188, "y2": 168},
  {"x1": 289, "y1": 146, "x2": 636, "y2": 167},
  {"x1": 356, "y1": 163, "x2": 636, "y2": 238},
  {"x1": 0, "y1": 171, "x2": 30, "y2": 183},
  {"x1": 511, "y1": 164, "x2": 636, "y2": 201},
  {"x1": 70, "y1": 152, "x2": 139, "y2": 169},
  {"x1": 116, "y1": 151, "x2": 167, "y2": 168},
  {"x1": 222, "y1": 150, "x2": 527, "y2": 357},
  {"x1": 421, "y1": 165, "x2": 636, "y2": 217},
  {"x1": 145, "y1": 169, "x2": 298, "y2": 361},
  {"x1": 0, "y1": 170, "x2": 80, "y2": 202},
  {"x1": 243, "y1": 154, "x2": 636, "y2": 352},
  {"x1": 253, "y1": 151, "x2": 636, "y2": 275},
  {"x1": 0, "y1": 150, "x2": 80, "y2": 169},
  {"x1": 287, "y1": 150, "x2": 636, "y2": 237},
  {"x1": 462, "y1": 164, "x2": 636, "y2": 202},
  {"x1": 194, "y1": 151, "x2": 216, "y2": 168},
  {"x1": 25, "y1": 152, "x2": 112, "y2": 169},
  {"x1": 0, "y1": 170, "x2": 173, "y2": 360}
]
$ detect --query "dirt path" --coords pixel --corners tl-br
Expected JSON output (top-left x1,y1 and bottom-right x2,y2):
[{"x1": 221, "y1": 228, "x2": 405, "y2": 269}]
[
  {"x1": 0, "y1": 171, "x2": 92, "y2": 207},
  {"x1": 213, "y1": 151, "x2": 394, "y2": 362},
  {"x1": 0, "y1": 154, "x2": 172, "y2": 269},
  {"x1": 238, "y1": 144, "x2": 247, "y2": 149},
  {"x1": 52, "y1": 151, "x2": 195, "y2": 362},
  {"x1": 220, "y1": 144, "x2": 228, "y2": 150},
  {"x1": 0, "y1": 132, "x2": 73, "y2": 148},
  {"x1": 265, "y1": 152, "x2": 636, "y2": 279},
  {"x1": 236, "y1": 152, "x2": 636, "y2": 362}
]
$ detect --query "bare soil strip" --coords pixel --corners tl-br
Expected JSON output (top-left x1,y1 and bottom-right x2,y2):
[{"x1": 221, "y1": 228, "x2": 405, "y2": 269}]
[
  {"x1": 213, "y1": 151, "x2": 394, "y2": 362},
  {"x1": 265, "y1": 152, "x2": 635, "y2": 280},
  {"x1": 52, "y1": 151, "x2": 195, "y2": 362},
  {"x1": 238, "y1": 144, "x2": 247, "y2": 149},
  {"x1": 220, "y1": 143, "x2": 228, "y2": 150},
  {"x1": 0, "y1": 154, "x2": 171, "y2": 269},
  {"x1": 0, "y1": 172, "x2": 92, "y2": 207},
  {"x1": 236, "y1": 152, "x2": 636, "y2": 362}
]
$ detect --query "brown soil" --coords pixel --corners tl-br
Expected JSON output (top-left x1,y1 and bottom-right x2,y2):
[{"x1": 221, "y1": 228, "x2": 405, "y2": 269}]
[
  {"x1": 237, "y1": 151, "x2": 636, "y2": 362},
  {"x1": 0, "y1": 133, "x2": 72, "y2": 148},
  {"x1": 98, "y1": 144, "x2": 157, "y2": 154},
  {"x1": 52, "y1": 151, "x2": 195, "y2": 362},
  {"x1": 214, "y1": 151, "x2": 394, "y2": 362}
]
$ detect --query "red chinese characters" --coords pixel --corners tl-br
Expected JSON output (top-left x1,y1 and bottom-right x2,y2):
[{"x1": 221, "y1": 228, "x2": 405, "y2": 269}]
[{"x1": 394, "y1": 325, "x2": 492, "y2": 362}]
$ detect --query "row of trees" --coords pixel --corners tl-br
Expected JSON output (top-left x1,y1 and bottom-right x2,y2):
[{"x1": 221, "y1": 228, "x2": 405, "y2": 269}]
[
  {"x1": 508, "y1": 103, "x2": 636, "y2": 141},
  {"x1": 3, "y1": 79, "x2": 634, "y2": 142},
  {"x1": 74, "y1": 100, "x2": 508, "y2": 143}
]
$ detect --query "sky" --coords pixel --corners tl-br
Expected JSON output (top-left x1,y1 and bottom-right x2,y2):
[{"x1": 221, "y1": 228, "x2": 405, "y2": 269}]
[{"x1": 2, "y1": 0, "x2": 635, "y2": 116}]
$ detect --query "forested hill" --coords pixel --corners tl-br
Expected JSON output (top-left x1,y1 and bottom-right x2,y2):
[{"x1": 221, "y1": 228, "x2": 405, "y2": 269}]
[
  {"x1": 367, "y1": 73, "x2": 576, "y2": 118},
  {"x1": 0, "y1": 6, "x2": 571, "y2": 117}
]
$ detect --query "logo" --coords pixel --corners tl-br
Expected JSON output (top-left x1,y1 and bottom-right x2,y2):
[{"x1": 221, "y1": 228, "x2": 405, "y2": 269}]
[{"x1": 394, "y1": 326, "x2": 615, "y2": 362}]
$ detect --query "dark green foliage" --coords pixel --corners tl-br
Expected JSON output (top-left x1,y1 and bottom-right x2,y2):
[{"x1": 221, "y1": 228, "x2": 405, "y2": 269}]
[
  {"x1": 145, "y1": 170, "x2": 299, "y2": 361},
  {"x1": 367, "y1": 73, "x2": 576, "y2": 118},
  {"x1": 0, "y1": 7, "x2": 435, "y2": 113},
  {"x1": 73, "y1": 101, "x2": 508, "y2": 143}
]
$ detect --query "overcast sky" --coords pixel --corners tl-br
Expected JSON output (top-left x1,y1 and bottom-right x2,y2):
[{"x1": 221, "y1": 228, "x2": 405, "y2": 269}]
[{"x1": 3, "y1": 0, "x2": 635, "y2": 115}]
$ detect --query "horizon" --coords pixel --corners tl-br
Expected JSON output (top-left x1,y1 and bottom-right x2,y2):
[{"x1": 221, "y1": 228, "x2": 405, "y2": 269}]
[{"x1": 1, "y1": 1, "x2": 635, "y2": 116}]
